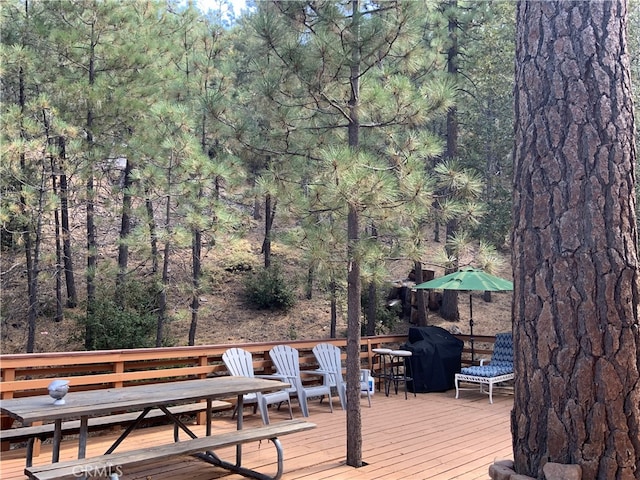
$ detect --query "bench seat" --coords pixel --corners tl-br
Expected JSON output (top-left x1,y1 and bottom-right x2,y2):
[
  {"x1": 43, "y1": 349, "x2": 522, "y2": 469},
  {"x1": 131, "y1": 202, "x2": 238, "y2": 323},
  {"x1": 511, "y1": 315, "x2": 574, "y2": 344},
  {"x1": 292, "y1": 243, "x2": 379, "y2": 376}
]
[
  {"x1": 1, "y1": 401, "x2": 232, "y2": 443},
  {"x1": 25, "y1": 419, "x2": 316, "y2": 480}
]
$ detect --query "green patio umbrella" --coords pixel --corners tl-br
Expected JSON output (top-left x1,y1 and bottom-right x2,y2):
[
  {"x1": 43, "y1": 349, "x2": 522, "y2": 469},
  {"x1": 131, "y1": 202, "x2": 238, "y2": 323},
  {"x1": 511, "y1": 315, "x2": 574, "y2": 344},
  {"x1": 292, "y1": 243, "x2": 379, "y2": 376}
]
[{"x1": 413, "y1": 267, "x2": 513, "y2": 361}]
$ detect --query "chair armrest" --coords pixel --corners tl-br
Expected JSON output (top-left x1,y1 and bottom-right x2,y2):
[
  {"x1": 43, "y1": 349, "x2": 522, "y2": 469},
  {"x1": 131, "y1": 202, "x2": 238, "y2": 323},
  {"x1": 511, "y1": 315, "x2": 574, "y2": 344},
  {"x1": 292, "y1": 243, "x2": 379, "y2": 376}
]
[{"x1": 256, "y1": 373, "x2": 288, "y2": 382}]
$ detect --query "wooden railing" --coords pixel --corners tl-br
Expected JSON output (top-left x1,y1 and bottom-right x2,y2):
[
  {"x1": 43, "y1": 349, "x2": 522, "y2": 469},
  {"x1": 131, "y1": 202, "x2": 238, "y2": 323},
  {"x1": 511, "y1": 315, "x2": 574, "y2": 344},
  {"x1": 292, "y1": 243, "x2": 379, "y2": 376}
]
[
  {"x1": 0, "y1": 336, "x2": 396, "y2": 400},
  {"x1": 0, "y1": 333, "x2": 496, "y2": 444},
  {"x1": 0, "y1": 334, "x2": 495, "y2": 400}
]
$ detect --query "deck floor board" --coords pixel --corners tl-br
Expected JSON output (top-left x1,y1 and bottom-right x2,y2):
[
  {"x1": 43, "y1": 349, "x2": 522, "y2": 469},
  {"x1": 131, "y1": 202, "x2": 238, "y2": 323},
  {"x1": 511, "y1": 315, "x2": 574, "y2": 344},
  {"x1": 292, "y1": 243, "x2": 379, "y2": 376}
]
[{"x1": 1, "y1": 389, "x2": 513, "y2": 479}]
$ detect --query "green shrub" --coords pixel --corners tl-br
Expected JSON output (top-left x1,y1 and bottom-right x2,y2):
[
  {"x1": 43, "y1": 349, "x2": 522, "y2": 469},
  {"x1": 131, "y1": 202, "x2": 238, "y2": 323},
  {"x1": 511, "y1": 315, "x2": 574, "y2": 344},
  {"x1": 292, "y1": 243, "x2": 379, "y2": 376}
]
[
  {"x1": 243, "y1": 264, "x2": 297, "y2": 311},
  {"x1": 78, "y1": 280, "x2": 158, "y2": 350}
]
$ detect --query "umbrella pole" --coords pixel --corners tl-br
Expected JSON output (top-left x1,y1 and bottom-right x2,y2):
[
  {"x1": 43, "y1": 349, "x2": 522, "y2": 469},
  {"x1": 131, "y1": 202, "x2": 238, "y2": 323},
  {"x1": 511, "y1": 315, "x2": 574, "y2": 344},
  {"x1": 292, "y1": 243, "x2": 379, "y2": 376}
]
[{"x1": 469, "y1": 294, "x2": 474, "y2": 363}]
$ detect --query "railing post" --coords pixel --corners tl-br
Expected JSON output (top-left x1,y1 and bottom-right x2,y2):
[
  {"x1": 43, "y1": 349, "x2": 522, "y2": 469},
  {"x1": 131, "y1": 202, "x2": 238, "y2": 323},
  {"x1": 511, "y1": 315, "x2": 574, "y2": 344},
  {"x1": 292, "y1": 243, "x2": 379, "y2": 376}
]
[
  {"x1": 196, "y1": 355, "x2": 209, "y2": 424},
  {"x1": 1, "y1": 367, "x2": 16, "y2": 452},
  {"x1": 113, "y1": 361, "x2": 124, "y2": 388}
]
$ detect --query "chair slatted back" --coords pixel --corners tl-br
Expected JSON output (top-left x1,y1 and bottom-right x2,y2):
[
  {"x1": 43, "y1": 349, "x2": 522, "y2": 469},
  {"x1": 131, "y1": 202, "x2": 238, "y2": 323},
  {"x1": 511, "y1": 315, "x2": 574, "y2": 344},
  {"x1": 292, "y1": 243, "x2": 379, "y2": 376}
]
[
  {"x1": 312, "y1": 344, "x2": 343, "y2": 387},
  {"x1": 222, "y1": 348, "x2": 255, "y2": 378},
  {"x1": 269, "y1": 345, "x2": 303, "y2": 392},
  {"x1": 491, "y1": 333, "x2": 513, "y2": 366}
]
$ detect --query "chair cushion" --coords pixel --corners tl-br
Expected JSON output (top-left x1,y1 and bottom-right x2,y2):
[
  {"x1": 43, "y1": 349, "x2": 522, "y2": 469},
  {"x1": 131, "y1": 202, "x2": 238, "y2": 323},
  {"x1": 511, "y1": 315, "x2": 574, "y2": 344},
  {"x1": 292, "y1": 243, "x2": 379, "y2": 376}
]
[
  {"x1": 460, "y1": 364, "x2": 514, "y2": 377},
  {"x1": 491, "y1": 333, "x2": 513, "y2": 364}
]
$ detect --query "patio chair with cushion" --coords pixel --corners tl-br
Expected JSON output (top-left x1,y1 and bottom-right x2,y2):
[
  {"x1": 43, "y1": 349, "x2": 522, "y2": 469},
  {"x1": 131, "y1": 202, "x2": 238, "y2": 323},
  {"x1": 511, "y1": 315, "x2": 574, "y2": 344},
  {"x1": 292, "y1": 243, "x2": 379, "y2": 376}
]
[
  {"x1": 222, "y1": 347, "x2": 293, "y2": 424},
  {"x1": 454, "y1": 332, "x2": 514, "y2": 404},
  {"x1": 269, "y1": 345, "x2": 333, "y2": 417}
]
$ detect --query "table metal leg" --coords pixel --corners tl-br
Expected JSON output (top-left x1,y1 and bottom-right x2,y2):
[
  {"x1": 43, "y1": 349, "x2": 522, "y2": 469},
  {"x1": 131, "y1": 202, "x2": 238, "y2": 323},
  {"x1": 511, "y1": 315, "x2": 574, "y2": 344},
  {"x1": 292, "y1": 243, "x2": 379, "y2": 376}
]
[
  {"x1": 78, "y1": 416, "x2": 88, "y2": 459},
  {"x1": 236, "y1": 393, "x2": 243, "y2": 467},
  {"x1": 195, "y1": 437, "x2": 285, "y2": 480},
  {"x1": 206, "y1": 398, "x2": 212, "y2": 437},
  {"x1": 52, "y1": 418, "x2": 63, "y2": 462},
  {"x1": 25, "y1": 426, "x2": 34, "y2": 467}
]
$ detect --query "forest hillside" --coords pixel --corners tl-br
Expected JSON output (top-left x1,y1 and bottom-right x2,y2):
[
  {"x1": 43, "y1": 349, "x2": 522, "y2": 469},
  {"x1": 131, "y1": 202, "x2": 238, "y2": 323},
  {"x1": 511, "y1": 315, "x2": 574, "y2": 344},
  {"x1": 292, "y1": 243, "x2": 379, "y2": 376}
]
[{"x1": 0, "y1": 217, "x2": 513, "y2": 354}]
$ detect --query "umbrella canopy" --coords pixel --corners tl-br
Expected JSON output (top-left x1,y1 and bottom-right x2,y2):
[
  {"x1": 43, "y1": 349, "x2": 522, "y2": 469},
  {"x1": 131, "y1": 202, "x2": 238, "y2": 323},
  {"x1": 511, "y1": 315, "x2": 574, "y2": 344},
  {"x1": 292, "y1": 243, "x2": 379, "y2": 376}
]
[
  {"x1": 413, "y1": 267, "x2": 513, "y2": 362},
  {"x1": 413, "y1": 267, "x2": 513, "y2": 292}
]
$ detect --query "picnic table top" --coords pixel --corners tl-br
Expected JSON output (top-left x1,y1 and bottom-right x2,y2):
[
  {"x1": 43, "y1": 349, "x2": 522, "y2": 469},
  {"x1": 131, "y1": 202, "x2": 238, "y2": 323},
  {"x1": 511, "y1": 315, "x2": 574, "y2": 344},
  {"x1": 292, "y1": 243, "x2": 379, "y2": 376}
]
[{"x1": 0, "y1": 376, "x2": 288, "y2": 423}]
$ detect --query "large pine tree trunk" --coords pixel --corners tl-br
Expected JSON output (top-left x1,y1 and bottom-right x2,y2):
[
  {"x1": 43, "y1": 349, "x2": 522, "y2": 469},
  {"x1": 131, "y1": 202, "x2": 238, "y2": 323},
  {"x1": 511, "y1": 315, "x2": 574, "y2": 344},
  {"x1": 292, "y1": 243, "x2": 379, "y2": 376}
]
[
  {"x1": 440, "y1": 0, "x2": 461, "y2": 322},
  {"x1": 512, "y1": 1, "x2": 640, "y2": 478}
]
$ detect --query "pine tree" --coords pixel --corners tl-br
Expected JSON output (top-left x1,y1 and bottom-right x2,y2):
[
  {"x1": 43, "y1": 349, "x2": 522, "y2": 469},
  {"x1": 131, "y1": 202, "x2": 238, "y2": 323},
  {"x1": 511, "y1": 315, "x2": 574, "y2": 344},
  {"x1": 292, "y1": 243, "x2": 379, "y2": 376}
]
[
  {"x1": 513, "y1": 1, "x2": 639, "y2": 476},
  {"x1": 245, "y1": 0, "x2": 455, "y2": 465}
]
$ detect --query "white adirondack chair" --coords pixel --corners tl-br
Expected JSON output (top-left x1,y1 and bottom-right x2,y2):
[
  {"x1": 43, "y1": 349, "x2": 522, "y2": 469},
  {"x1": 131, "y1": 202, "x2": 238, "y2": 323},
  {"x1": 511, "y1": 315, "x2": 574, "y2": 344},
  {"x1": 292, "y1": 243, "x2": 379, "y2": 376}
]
[
  {"x1": 222, "y1": 347, "x2": 293, "y2": 424},
  {"x1": 359, "y1": 368, "x2": 372, "y2": 407},
  {"x1": 313, "y1": 343, "x2": 372, "y2": 409},
  {"x1": 312, "y1": 343, "x2": 347, "y2": 410},
  {"x1": 269, "y1": 345, "x2": 333, "y2": 417}
]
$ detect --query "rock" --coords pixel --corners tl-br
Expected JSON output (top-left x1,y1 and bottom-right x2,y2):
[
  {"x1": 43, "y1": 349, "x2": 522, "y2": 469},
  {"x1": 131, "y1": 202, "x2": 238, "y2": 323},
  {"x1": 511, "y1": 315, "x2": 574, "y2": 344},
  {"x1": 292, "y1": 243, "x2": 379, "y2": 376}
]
[
  {"x1": 543, "y1": 462, "x2": 582, "y2": 480},
  {"x1": 489, "y1": 463, "x2": 516, "y2": 480},
  {"x1": 493, "y1": 459, "x2": 515, "y2": 469}
]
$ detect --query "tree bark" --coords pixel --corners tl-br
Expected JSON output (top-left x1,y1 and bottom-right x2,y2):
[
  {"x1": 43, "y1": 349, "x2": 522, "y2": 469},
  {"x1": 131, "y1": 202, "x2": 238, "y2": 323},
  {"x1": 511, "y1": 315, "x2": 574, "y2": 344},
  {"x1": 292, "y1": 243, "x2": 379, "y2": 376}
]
[
  {"x1": 49, "y1": 137, "x2": 63, "y2": 323},
  {"x1": 145, "y1": 192, "x2": 159, "y2": 274},
  {"x1": 414, "y1": 261, "x2": 428, "y2": 326},
  {"x1": 188, "y1": 227, "x2": 201, "y2": 346},
  {"x1": 262, "y1": 192, "x2": 275, "y2": 268},
  {"x1": 57, "y1": 137, "x2": 77, "y2": 308},
  {"x1": 512, "y1": 1, "x2": 640, "y2": 478},
  {"x1": 85, "y1": 24, "x2": 98, "y2": 349},
  {"x1": 346, "y1": 0, "x2": 363, "y2": 467},
  {"x1": 18, "y1": 56, "x2": 37, "y2": 352},
  {"x1": 115, "y1": 158, "x2": 134, "y2": 297},
  {"x1": 440, "y1": 0, "x2": 461, "y2": 322}
]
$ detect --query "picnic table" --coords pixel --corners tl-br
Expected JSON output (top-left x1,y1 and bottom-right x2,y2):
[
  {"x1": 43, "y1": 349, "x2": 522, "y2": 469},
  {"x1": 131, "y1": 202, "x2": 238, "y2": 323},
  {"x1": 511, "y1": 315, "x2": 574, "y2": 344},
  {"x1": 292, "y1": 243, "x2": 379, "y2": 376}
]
[{"x1": 0, "y1": 376, "x2": 316, "y2": 480}]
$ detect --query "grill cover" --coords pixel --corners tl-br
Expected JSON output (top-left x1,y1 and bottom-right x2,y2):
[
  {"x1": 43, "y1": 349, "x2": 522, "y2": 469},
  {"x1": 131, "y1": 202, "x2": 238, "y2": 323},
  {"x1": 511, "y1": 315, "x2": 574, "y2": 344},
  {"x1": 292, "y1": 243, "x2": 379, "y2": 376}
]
[{"x1": 402, "y1": 326, "x2": 464, "y2": 393}]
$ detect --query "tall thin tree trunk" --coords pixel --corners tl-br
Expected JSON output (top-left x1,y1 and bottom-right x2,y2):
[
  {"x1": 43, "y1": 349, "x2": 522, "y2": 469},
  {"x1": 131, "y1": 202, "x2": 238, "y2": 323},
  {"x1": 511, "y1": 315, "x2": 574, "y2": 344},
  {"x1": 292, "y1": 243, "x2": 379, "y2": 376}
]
[
  {"x1": 329, "y1": 278, "x2": 337, "y2": 339},
  {"x1": 156, "y1": 152, "x2": 174, "y2": 347},
  {"x1": 306, "y1": 263, "x2": 314, "y2": 300},
  {"x1": 261, "y1": 157, "x2": 276, "y2": 269},
  {"x1": 57, "y1": 137, "x2": 77, "y2": 308},
  {"x1": 115, "y1": 158, "x2": 134, "y2": 297},
  {"x1": 145, "y1": 192, "x2": 159, "y2": 274},
  {"x1": 157, "y1": 239, "x2": 170, "y2": 348},
  {"x1": 414, "y1": 261, "x2": 428, "y2": 326},
  {"x1": 345, "y1": 0, "x2": 363, "y2": 467},
  {"x1": 512, "y1": 1, "x2": 639, "y2": 477},
  {"x1": 85, "y1": 26, "x2": 98, "y2": 349},
  {"x1": 49, "y1": 141, "x2": 63, "y2": 323},
  {"x1": 53, "y1": 194, "x2": 63, "y2": 323},
  {"x1": 18, "y1": 56, "x2": 38, "y2": 352},
  {"x1": 262, "y1": 193, "x2": 274, "y2": 268},
  {"x1": 42, "y1": 108, "x2": 63, "y2": 324},
  {"x1": 440, "y1": 2, "x2": 461, "y2": 322},
  {"x1": 188, "y1": 228, "x2": 201, "y2": 346}
]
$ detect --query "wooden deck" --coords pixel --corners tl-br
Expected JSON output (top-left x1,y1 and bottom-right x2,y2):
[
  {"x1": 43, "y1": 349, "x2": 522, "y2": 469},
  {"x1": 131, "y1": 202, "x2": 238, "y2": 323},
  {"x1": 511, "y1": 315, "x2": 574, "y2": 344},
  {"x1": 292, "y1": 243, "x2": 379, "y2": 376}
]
[{"x1": 0, "y1": 388, "x2": 513, "y2": 480}]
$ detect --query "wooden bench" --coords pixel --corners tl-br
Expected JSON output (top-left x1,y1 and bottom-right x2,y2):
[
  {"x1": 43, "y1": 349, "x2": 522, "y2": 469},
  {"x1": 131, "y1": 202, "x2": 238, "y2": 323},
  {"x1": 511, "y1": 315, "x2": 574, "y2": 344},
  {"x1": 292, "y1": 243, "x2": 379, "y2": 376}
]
[
  {"x1": 24, "y1": 418, "x2": 316, "y2": 480},
  {"x1": 0, "y1": 401, "x2": 231, "y2": 443}
]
